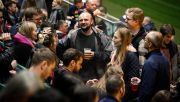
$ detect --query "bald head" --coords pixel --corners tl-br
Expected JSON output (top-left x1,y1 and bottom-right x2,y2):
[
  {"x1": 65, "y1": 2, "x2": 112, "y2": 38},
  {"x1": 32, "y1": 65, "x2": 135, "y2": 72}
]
[
  {"x1": 78, "y1": 12, "x2": 93, "y2": 32},
  {"x1": 143, "y1": 16, "x2": 151, "y2": 25},
  {"x1": 79, "y1": 11, "x2": 93, "y2": 20},
  {"x1": 146, "y1": 31, "x2": 163, "y2": 49},
  {"x1": 86, "y1": 0, "x2": 97, "y2": 11}
]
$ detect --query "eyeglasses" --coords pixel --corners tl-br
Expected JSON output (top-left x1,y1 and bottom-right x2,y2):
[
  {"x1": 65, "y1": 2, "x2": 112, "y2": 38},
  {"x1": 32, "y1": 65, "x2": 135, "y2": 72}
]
[
  {"x1": 30, "y1": 17, "x2": 42, "y2": 22},
  {"x1": 126, "y1": 16, "x2": 133, "y2": 21},
  {"x1": 144, "y1": 38, "x2": 150, "y2": 43}
]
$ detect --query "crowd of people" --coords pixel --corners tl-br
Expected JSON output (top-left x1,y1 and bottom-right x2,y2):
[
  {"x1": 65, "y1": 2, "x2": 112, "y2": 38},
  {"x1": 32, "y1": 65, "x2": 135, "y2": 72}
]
[{"x1": 0, "y1": 0, "x2": 180, "y2": 102}]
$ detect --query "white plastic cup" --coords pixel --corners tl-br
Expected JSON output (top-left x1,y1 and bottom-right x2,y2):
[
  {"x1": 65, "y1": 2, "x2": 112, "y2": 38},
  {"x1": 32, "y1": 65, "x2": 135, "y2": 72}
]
[{"x1": 84, "y1": 48, "x2": 91, "y2": 53}]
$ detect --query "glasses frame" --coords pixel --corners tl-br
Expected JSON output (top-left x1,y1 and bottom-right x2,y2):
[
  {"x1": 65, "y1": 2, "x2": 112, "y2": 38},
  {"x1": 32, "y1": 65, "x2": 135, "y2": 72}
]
[{"x1": 126, "y1": 16, "x2": 133, "y2": 21}]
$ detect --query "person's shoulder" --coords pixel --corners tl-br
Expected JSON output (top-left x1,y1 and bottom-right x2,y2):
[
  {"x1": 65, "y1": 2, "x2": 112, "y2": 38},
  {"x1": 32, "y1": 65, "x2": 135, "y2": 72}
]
[
  {"x1": 68, "y1": 28, "x2": 80, "y2": 38},
  {"x1": 69, "y1": 5, "x2": 76, "y2": 9},
  {"x1": 127, "y1": 51, "x2": 137, "y2": 57},
  {"x1": 170, "y1": 41, "x2": 178, "y2": 49},
  {"x1": 99, "y1": 96, "x2": 117, "y2": 102},
  {"x1": 94, "y1": 29, "x2": 112, "y2": 41}
]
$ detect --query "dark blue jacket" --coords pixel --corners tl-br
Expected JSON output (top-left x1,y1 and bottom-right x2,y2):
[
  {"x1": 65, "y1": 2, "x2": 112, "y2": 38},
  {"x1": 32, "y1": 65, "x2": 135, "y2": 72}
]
[
  {"x1": 100, "y1": 95, "x2": 119, "y2": 102},
  {"x1": 139, "y1": 50, "x2": 170, "y2": 102}
]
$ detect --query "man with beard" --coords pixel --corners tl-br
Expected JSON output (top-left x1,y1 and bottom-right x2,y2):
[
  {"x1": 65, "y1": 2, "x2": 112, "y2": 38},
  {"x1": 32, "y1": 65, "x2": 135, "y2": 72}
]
[
  {"x1": 57, "y1": 11, "x2": 113, "y2": 82},
  {"x1": 55, "y1": 48, "x2": 83, "y2": 75}
]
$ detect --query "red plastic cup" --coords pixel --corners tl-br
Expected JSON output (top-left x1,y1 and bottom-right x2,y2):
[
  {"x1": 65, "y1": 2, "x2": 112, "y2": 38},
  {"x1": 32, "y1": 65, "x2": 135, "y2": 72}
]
[{"x1": 131, "y1": 77, "x2": 141, "y2": 92}]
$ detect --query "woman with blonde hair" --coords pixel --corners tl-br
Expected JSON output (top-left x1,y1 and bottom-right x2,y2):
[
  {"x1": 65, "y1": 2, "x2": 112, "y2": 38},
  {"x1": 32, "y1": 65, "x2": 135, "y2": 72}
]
[
  {"x1": 13, "y1": 21, "x2": 38, "y2": 67},
  {"x1": 0, "y1": 0, "x2": 4, "y2": 9},
  {"x1": 110, "y1": 27, "x2": 140, "y2": 101}
]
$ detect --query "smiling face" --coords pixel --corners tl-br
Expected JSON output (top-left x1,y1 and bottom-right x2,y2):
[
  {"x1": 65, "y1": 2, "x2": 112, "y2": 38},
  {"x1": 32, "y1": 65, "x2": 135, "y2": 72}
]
[
  {"x1": 31, "y1": 26, "x2": 38, "y2": 40},
  {"x1": 31, "y1": 15, "x2": 42, "y2": 27},
  {"x1": 163, "y1": 33, "x2": 173, "y2": 45},
  {"x1": 78, "y1": 12, "x2": 93, "y2": 32}
]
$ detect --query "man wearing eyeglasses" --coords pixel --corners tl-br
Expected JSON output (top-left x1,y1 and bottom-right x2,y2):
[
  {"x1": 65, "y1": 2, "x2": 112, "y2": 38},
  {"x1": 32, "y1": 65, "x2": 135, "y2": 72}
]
[
  {"x1": 125, "y1": 7, "x2": 148, "y2": 67},
  {"x1": 122, "y1": 7, "x2": 148, "y2": 102},
  {"x1": 24, "y1": 7, "x2": 43, "y2": 27},
  {"x1": 10, "y1": 7, "x2": 44, "y2": 35}
]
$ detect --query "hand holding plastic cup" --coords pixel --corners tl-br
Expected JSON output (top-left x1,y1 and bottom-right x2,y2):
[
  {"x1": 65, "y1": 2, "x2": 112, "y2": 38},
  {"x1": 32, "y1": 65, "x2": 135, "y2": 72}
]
[
  {"x1": 131, "y1": 77, "x2": 141, "y2": 92},
  {"x1": 84, "y1": 48, "x2": 92, "y2": 53},
  {"x1": 84, "y1": 48, "x2": 93, "y2": 60}
]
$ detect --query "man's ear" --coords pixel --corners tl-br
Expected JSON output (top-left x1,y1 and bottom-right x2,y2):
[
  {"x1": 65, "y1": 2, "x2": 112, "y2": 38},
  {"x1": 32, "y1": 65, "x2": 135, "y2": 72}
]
[
  {"x1": 148, "y1": 41, "x2": 153, "y2": 48},
  {"x1": 40, "y1": 61, "x2": 48, "y2": 71},
  {"x1": 69, "y1": 60, "x2": 76, "y2": 67},
  {"x1": 119, "y1": 86, "x2": 125, "y2": 97},
  {"x1": 91, "y1": 21, "x2": 94, "y2": 26}
]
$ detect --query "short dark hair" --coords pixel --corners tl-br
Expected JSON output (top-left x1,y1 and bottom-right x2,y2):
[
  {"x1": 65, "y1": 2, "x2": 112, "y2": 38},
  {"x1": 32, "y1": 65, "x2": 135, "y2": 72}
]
[
  {"x1": 5, "y1": 1, "x2": 16, "y2": 8},
  {"x1": 106, "y1": 74, "x2": 124, "y2": 95},
  {"x1": 151, "y1": 90, "x2": 172, "y2": 102},
  {"x1": 72, "y1": 85, "x2": 97, "y2": 102},
  {"x1": 62, "y1": 48, "x2": 82, "y2": 66},
  {"x1": 42, "y1": 33, "x2": 57, "y2": 49},
  {"x1": 52, "y1": 73, "x2": 84, "y2": 97},
  {"x1": 28, "y1": 88, "x2": 68, "y2": 102},
  {"x1": 160, "y1": 24, "x2": 175, "y2": 36},
  {"x1": 24, "y1": 7, "x2": 42, "y2": 20},
  {"x1": 40, "y1": 22, "x2": 54, "y2": 32},
  {"x1": 31, "y1": 48, "x2": 58, "y2": 66},
  {"x1": 56, "y1": 20, "x2": 66, "y2": 30}
]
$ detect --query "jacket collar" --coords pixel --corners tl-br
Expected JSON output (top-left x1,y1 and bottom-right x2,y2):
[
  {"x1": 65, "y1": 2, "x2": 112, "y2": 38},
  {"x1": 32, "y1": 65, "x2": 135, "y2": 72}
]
[
  {"x1": 14, "y1": 32, "x2": 34, "y2": 48},
  {"x1": 145, "y1": 49, "x2": 161, "y2": 59}
]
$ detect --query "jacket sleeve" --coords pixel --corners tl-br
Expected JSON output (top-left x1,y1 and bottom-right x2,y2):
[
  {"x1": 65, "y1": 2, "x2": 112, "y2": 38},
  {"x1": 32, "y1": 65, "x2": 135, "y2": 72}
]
[
  {"x1": 123, "y1": 52, "x2": 140, "y2": 94},
  {"x1": 0, "y1": 46, "x2": 14, "y2": 70},
  {"x1": 139, "y1": 61, "x2": 157, "y2": 102},
  {"x1": 127, "y1": 52, "x2": 140, "y2": 78},
  {"x1": 94, "y1": 33, "x2": 113, "y2": 63}
]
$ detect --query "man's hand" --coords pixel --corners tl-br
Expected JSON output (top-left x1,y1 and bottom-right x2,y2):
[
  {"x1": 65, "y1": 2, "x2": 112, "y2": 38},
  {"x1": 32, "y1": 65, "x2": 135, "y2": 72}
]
[{"x1": 84, "y1": 51, "x2": 94, "y2": 60}]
